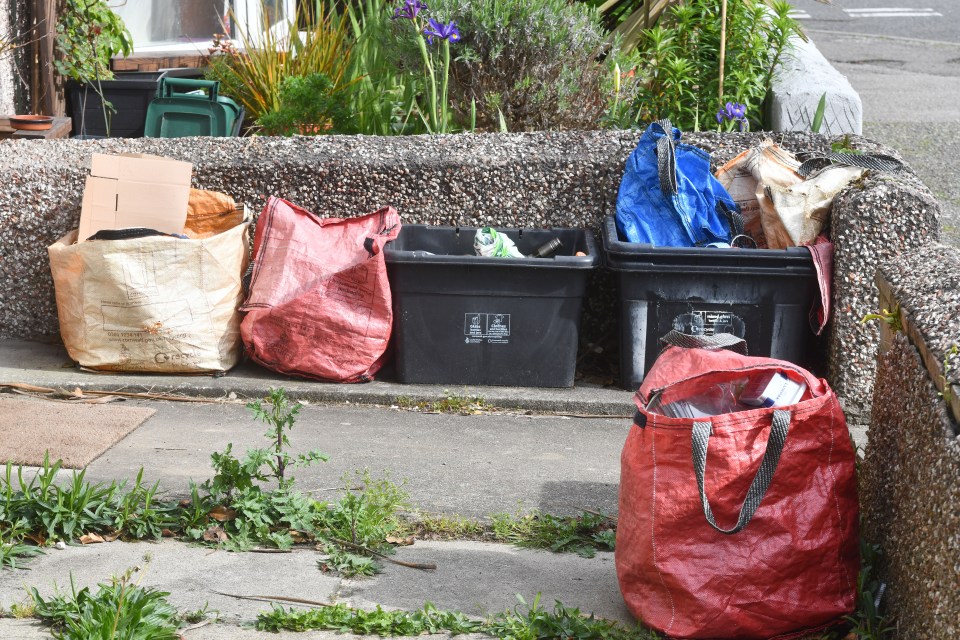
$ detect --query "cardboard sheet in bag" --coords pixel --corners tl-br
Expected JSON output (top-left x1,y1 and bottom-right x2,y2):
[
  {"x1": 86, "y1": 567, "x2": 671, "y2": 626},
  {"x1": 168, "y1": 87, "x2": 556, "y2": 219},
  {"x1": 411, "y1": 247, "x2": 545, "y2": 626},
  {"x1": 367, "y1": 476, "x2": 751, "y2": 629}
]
[
  {"x1": 78, "y1": 153, "x2": 193, "y2": 242},
  {"x1": 48, "y1": 222, "x2": 250, "y2": 374}
]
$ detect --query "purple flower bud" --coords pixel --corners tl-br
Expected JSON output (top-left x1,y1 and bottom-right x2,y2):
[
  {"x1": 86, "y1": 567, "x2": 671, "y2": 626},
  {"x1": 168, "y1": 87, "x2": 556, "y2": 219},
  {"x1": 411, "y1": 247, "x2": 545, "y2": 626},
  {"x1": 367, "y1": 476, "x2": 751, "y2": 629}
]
[{"x1": 392, "y1": 0, "x2": 427, "y2": 20}]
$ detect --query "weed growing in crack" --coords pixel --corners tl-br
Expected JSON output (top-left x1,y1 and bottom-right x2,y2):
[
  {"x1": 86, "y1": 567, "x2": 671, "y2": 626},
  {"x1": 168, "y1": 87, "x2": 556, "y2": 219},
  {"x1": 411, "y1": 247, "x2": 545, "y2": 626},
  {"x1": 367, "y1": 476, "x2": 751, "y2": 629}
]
[
  {"x1": 396, "y1": 391, "x2": 490, "y2": 414},
  {"x1": 256, "y1": 593, "x2": 660, "y2": 638},
  {"x1": 317, "y1": 547, "x2": 381, "y2": 577},
  {"x1": 29, "y1": 557, "x2": 180, "y2": 640},
  {"x1": 404, "y1": 511, "x2": 486, "y2": 540},
  {"x1": 844, "y1": 539, "x2": 896, "y2": 640},
  {"x1": 491, "y1": 508, "x2": 616, "y2": 557}
]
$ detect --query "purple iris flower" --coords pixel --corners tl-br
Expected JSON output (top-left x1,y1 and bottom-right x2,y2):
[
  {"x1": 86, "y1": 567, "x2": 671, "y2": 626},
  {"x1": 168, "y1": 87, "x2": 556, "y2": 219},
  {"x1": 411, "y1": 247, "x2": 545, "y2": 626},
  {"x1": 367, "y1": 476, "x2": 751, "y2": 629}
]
[
  {"x1": 716, "y1": 101, "x2": 748, "y2": 131},
  {"x1": 423, "y1": 18, "x2": 460, "y2": 44},
  {"x1": 393, "y1": 0, "x2": 427, "y2": 21}
]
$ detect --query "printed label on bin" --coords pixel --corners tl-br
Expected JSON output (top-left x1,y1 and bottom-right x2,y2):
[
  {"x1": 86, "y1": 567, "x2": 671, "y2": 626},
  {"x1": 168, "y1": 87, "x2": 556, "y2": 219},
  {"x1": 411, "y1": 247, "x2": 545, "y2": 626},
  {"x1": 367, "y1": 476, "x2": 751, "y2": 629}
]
[
  {"x1": 464, "y1": 313, "x2": 511, "y2": 344},
  {"x1": 672, "y1": 310, "x2": 746, "y2": 338}
]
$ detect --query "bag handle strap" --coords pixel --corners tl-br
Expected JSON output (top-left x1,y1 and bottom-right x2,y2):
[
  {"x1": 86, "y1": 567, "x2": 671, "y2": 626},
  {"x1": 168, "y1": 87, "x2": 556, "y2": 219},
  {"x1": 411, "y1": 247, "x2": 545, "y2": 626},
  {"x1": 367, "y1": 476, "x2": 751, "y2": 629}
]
[
  {"x1": 654, "y1": 119, "x2": 678, "y2": 197},
  {"x1": 692, "y1": 409, "x2": 790, "y2": 534},
  {"x1": 659, "y1": 330, "x2": 749, "y2": 355},
  {"x1": 797, "y1": 152, "x2": 904, "y2": 178}
]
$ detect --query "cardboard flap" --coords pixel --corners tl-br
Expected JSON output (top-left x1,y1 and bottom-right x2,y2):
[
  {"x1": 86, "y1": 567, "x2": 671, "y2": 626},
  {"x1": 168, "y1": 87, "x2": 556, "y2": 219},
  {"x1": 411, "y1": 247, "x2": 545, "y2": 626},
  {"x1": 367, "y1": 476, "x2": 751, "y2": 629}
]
[{"x1": 78, "y1": 153, "x2": 193, "y2": 242}]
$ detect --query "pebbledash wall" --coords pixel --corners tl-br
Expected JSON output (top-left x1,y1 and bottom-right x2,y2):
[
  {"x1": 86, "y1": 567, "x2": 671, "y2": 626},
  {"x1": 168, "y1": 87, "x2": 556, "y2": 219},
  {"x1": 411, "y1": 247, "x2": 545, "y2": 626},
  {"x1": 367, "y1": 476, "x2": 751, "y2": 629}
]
[
  {"x1": 863, "y1": 246, "x2": 960, "y2": 640},
  {"x1": 0, "y1": 130, "x2": 941, "y2": 425}
]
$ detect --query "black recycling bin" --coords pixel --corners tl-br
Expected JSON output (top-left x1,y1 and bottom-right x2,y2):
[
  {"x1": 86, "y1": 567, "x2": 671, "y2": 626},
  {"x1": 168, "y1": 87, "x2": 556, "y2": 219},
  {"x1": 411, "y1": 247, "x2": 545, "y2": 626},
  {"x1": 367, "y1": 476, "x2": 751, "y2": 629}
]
[
  {"x1": 67, "y1": 68, "x2": 205, "y2": 138},
  {"x1": 385, "y1": 225, "x2": 598, "y2": 387},
  {"x1": 602, "y1": 216, "x2": 820, "y2": 391}
]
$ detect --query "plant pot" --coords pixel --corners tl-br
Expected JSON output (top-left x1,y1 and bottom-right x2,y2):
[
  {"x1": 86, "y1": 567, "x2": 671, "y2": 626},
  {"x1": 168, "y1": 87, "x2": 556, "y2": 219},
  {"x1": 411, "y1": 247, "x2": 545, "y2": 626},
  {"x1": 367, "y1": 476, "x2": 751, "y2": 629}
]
[
  {"x1": 10, "y1": 115, "x2": 54, "y2": 130},
  {"x1": 66, "y1": 69, "x2": 205, "y2": 138}
]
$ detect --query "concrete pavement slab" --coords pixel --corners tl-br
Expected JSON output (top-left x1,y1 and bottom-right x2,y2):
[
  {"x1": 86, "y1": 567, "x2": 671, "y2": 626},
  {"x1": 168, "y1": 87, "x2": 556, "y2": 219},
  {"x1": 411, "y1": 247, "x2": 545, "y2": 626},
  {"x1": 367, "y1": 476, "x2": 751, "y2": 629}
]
[
  {"x1": 77, "y1": 401, "x2": 626, "y2": 520},
  {"x1": 341, "y1": 540, "x2": 630, "y2": 625},
  {"x1": 0, "y1": 540, "x2": 341, "y2": 624},
  {"x1": 0, "y1": 539, "x2": 631, "y2": 638}
]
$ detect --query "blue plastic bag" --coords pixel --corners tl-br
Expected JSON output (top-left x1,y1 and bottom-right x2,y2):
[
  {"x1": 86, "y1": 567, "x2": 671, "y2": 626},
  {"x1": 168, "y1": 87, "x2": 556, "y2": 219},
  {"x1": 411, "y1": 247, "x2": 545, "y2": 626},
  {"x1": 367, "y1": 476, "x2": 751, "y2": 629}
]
[{"x1": 616, "y1": 120, "x2": 738, "y2": 247}]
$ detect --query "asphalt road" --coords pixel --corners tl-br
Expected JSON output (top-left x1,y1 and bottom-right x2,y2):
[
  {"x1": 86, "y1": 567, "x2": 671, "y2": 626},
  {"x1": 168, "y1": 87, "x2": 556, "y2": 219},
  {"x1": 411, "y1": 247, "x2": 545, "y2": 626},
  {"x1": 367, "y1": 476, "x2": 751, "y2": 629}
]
[
  {"x1": 789, "y1": 1, "x2": 960, "y2": 245},
  {"x1": 789, "y1": 0, "x2": 959, "y2": 42}
]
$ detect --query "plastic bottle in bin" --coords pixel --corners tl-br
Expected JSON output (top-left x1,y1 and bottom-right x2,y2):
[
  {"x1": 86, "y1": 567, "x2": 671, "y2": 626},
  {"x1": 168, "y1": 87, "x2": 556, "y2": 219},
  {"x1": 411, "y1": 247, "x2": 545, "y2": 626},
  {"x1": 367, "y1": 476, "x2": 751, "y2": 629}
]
[{"x1": 528, "y1": 237, "x2": 562, "y2": 258}]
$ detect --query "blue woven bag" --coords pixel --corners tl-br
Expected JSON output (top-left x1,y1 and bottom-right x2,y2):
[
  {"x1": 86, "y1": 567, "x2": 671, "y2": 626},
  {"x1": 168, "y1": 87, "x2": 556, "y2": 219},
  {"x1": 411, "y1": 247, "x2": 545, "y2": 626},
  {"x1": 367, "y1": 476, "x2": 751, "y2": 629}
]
[{"x1": 616, "y1": 120, "x2": 739, "y2": 247}]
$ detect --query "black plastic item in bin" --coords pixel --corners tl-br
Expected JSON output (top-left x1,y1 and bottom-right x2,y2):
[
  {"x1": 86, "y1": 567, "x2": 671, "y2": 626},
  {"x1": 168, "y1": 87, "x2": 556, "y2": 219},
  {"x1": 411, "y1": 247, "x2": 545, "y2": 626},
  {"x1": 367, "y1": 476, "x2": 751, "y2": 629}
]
[
  {"x1": 384, "y1": 225, "x2": 598, "y2": 388},
  {"x1": 601, "y1": 216, "x2": 819, "y2": 391}
]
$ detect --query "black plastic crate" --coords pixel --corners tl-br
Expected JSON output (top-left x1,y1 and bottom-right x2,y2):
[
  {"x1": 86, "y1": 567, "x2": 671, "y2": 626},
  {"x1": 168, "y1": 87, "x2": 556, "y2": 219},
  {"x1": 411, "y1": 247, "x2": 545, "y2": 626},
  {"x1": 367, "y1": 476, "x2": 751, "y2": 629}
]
[
  {"x1": 602, "y1": 216, "x2": 820, "y2": 391},
  {"x1": 66, "y1": 69, "x2": 204, "y2": 138},
  {"x1": 385, "y1": 225, "x2": 598, "y2": 387}
]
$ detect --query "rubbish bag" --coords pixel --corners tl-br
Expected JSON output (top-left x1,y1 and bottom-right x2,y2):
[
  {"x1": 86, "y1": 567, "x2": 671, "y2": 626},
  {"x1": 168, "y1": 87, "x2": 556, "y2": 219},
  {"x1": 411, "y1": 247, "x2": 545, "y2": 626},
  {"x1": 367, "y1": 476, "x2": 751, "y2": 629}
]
[
  {"x1": 616, "y1": 332, "x2": 859, "y2": 639},
  {"x1": 48, "y1": 220, "x2": 250, "y2": 374},
  {"x1": 715, "y1": 140, "x2": 804, "y2": 249},
  {"x1": 616, "y1": 119, "x2": 739, "y2": 247},
  {"x1": 184, "y1": 188, "x2": 247, "y2": 239},
  {"x1": 473, "y1": 227, "x2": 524, "y2": 258},
  {"x1": 240, "y1": 197, "x2": 401, "y2": 382},
  {"x1": 715, "y1": 141, "x2": 875, "y2": 249}
]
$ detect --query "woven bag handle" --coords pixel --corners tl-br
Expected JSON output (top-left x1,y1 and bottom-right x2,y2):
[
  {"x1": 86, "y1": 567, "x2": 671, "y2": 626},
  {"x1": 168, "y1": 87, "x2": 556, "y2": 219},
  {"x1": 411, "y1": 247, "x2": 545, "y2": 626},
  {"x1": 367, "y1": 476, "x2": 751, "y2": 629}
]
[{"x1": 692, "y1": 409, "x2": 790, "y2": 534}]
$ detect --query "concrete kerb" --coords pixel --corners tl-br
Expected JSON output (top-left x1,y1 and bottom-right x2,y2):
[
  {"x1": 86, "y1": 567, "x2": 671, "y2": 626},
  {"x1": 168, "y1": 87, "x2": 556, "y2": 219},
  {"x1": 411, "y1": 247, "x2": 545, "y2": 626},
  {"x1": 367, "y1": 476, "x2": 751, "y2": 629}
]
[
  {"x1": 768, "y1": 33, "x2": 863, "y2": 135},
  {"x1": 0, "y1": 339, "x2": 636, "y2": 416}
]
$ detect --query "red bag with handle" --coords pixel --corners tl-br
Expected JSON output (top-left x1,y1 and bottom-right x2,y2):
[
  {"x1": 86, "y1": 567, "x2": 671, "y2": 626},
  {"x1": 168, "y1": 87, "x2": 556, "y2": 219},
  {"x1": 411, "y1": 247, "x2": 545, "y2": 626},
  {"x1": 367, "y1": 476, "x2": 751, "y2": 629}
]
[
  {"x1": 240, "y1": 197, "x2": 401, "y2": 382},
  {"x1": 616, "y1": 332, "x2": 859, "y2": 639}
]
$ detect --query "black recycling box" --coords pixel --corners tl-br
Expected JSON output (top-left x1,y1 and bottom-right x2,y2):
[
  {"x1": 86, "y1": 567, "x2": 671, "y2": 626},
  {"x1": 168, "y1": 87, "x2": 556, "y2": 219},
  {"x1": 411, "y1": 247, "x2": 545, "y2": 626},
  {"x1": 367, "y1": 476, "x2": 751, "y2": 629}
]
[
  {"x1": 602, "y1": 216, "x2": 819, "y2": 391},
  {"x1": 385, "y1": 225, "x2": 598, "y2": 387}
]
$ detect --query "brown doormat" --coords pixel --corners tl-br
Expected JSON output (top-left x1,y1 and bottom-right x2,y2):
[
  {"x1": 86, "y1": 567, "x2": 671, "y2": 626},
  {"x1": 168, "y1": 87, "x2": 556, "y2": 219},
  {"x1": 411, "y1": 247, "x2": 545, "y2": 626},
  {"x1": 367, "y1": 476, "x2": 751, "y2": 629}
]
[{"x1": 0, "y1": 396, "x2": 156, "y2": 468}]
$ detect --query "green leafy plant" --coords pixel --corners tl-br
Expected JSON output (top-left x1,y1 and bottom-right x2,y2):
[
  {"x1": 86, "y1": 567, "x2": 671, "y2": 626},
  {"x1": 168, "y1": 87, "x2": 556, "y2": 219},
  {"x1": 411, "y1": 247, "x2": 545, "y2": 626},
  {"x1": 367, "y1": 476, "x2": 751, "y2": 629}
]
[
  {"x1": 55, "y1": 0, "x2": 132, "y2": 82},
  {"x1": 55, "y1": 0, "x2": 133, "y2": 137},
  {"x1": 206, "y1": 2, "x2": 355, "y2": 125},
  {"x1": 255, "y1": 72, "x2": 353, "y2": 135},
  {"x1": 189, "y1": 391, "x2": 413, "y2": 557},
  {"x1": 1, "y1": 455, "x2": 118, "y2": 544},
  {"x1": 246, "y1": 387, "x2": 329, "y2": 489},
  {"x1": 397, "y1": 390, "x2": 490, "y2": 414},
  {"x1": 491, "y1": 508, "x2": 616, "y2": 558},
  {"x1": 257, "y1": 594, "x2": 657, "y2": 638},
  {"x1": 831, "y1": 134, "x2": 863, "y2": 154},
  {"x1": 113, "y1": 469, "x2": 176, "y2": 540},
  {"x1": 938, "y1": 344, "x2": 959, "y2": 403},
  {"x1": 0, "y1": 519, "x2": 42, "y2": 570},
  {"x1": 29, "y1": 561, "x2": 180, "y2": 640},
  {"x1": 844, "y1": 540, "x2": 895, "y2": 639},
  {"x1": 632, "y1": 0, "x2": 799, "y2": 131},
  {"x1": 861, "y1": 306, "x2": 903, "y2": 334},
  {"x1": 258, "y1": 601, "x2": 482, "y2": 635},
  {"x1": 319, "y1": 471, "x2": 409, "y2": 549},
  {"x1": 389, "y1": 0, "x2": 636, "y2": 132},
  {"x1": 406, "y1": 511, "x2": 486, "y2": 539},
  {"x1": 485, "y1": 593, "x2": 658, "y2": 639},
  {"x1": 388, "y1": 0, "x2": 462, "y2": 133},
  {"x1": 811, "y1": 92, "x2": 827, "y2": 134},
  {"x1": 334, "y1": 0, "x2": 420, "y2": 135},
  {"x1": 318, "y1": 547, "x2": 381, "y2": 577}
]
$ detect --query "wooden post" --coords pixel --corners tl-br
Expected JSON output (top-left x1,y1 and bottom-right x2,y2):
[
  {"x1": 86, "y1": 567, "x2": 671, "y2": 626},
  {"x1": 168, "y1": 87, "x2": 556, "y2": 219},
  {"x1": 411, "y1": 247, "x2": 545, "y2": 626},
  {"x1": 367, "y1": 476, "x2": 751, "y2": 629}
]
[
  {"x1": 718, "y1": 0, "x2": 727, "y2": 106},
  {"x1": 33, "y1": 0, "x2": 62, "y2": 117}
]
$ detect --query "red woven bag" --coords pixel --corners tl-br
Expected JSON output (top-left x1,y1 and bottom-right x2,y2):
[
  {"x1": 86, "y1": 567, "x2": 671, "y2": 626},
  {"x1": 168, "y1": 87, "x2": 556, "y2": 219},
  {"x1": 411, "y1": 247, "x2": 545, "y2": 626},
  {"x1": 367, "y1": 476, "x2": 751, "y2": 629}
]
[
  {"x1": 616, "y1": 333, "x2": 859, "y2": 639},
  {"x1": 241, "y1": 197, "x2": 400, "y2": 382}
]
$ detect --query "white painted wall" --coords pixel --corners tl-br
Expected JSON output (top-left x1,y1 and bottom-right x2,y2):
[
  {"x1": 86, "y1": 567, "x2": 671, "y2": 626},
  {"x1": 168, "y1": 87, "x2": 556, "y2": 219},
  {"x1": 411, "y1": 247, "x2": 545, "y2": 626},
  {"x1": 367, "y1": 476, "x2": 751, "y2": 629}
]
[{"x1": 0, "y1": 0, "x2": 16, "y2": 114}]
